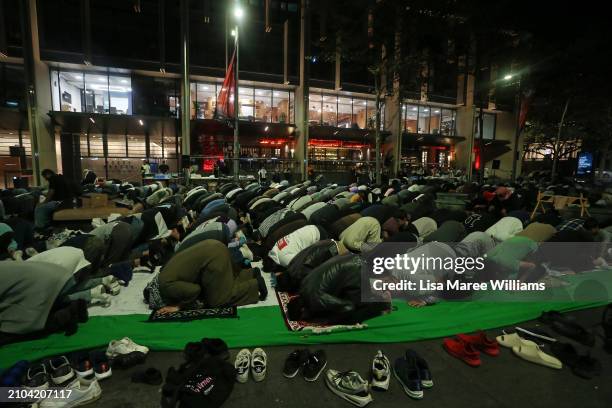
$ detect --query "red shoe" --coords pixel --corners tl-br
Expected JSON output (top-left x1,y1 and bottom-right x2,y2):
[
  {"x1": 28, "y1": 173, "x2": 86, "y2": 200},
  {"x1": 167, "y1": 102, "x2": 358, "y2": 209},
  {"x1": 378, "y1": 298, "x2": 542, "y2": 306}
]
[
  {"x1": 443, "y1": 338, "x2": 481, "y2": 367},
  {"x1": 457, "y1": 331, "x2": 500, "y2": 357}
]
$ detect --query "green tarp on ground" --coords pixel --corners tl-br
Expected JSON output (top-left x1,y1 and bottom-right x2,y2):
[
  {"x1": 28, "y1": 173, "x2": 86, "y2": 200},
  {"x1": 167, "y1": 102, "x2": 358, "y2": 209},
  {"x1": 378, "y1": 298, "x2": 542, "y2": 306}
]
[{"x1": 0, "y1": 299, "x2": 604, "y2": 368}]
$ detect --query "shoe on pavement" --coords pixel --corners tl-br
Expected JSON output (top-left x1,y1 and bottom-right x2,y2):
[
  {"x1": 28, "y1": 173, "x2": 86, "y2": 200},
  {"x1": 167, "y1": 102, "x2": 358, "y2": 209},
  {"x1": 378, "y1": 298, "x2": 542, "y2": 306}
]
[
  {"x1": 234, "y1": 349, "x2": 251, "y2": 383},
  {"x1": 324, "y1": 369, "x2": 372, "y2": 407},
  {"x1": 370, "y1": 351, "x2": 390, "y2": 391},
  {"x1": 443, "y1": 337, "x2": 481, "y2": 367},
  {"x1": 106, "y1": 337, "x2": 149, "y2": 358},
  {"x1": 90, "y1": 352, "x2": 112, "y2": 380},
  {"x1": 48, "y1": 356, "x2": 76, "y2": 385},
  {"x1": 71, "y1": 353, "x2": 93, "y2": 378},
  {"x1": 40, "y1": 377, "x2": 102, "y2": 408},
  {"x1": 303, "y1": 350, "x2": 327, "y2": 382},
  {"x1": 512, "y1": 343, "x2": 562, "y2": 369},
  {"x1": 251, "y1": 348, "x2": 267, "y2": 382},
  {"x1": 457, "y1": 331, "x2": 500, "y2": 356},
  {"x1": 405, "y1": 349, "x2": 433, "y2": 388},
  {"x1": 24, "y1": 364, "x2": 49, "y2": 390},
  {"x1": 283, "y1": 349, "x2": 310, "y2": 378},
  {"x1": 393, "y1": 357, "x2": 423, "y2": 400}
]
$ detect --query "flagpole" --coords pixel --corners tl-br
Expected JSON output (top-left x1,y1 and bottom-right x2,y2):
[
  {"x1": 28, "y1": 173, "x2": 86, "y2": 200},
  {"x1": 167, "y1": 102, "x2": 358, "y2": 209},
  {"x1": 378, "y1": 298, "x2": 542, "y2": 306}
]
[{"x1": 233, "y1": 25, "x2": 240, "y2": 181}]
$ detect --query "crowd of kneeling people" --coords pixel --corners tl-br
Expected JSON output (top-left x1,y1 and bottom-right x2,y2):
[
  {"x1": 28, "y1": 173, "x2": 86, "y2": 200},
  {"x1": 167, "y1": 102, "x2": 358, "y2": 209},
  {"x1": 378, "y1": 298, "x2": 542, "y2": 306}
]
[{"x1": 1, "y1": 171, "x2": 612, "y2": 345}]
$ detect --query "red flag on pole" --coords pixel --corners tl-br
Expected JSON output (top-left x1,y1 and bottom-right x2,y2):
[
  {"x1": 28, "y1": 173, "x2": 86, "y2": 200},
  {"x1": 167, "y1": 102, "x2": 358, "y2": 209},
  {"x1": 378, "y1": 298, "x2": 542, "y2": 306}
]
[{"x1": 217, "y1": 49, "x2": 236, "y2": 119}]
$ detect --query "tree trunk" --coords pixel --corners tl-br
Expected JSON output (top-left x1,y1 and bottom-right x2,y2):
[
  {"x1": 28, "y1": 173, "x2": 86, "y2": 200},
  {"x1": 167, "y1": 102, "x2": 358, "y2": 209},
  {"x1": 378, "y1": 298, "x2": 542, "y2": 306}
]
[{"x1": 551, "y1": 98, "x2": 570, "y2": 183}]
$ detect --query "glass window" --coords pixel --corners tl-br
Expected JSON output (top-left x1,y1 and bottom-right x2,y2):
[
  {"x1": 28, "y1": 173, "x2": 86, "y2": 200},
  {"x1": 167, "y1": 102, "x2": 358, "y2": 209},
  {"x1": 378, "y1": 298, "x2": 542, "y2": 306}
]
[
  {"x1": 190, "y1": 82, "x2": 197, "y2": 119},
  {"x1": 441, "y1": 109, "x2": 455, "y2": 136},
  {"x1": 195, "y1": 82, "x2": 216, "y2": 119},
  {"x1": 88, "y1": 134, "x2": 104, "y2": 157},
  {"x1": 273, "y1": 90, "x2": 290, "y2": 123},
  {"x1": 474, "y1": 112, "x2": 496, "y2": 140},
  {"x1": 80, "y1": 134, "x2": 88, "y2": 156},
  {"x1": 254, "y1": 88, "x2": 272, "y2": 122},
  {"x1": 405, "y1": 105, "x2": 418, "y2": 133},
  {"x1": 106, "y1": 134, "x2": 126, "y2": 157},
  {"x1": 353, "y1": 98, "x2": 367, "y2": 129},
  {"x1": 127, "y1": 134, "x2": 147, "y2": 158},
  {"x1": 1, "y1": 64, "x2": 26, "y2": 109},
  {"x1": 108, "y1": 75, "x2": 131, "y2": 115},
  {"x1": 84, "y1": 73, "x2": 109, "y2": 114},
  {"x1": 50, "y1": 70, "x2": 61, "y2": 111},
  {"x1": 366, "y1": 100, "x2": 376, "y2": 130},
  {"x1": 322, "y1": 95, "x2": 337, "y2": 126},
  {"x1": 308, "y1": 93, "x2": 322, "y2": 125},
  {"x1": 239, "y1": 86, "x2": 254, "y2": 119},
  {"x1": 289, "y1": 91, "x2": 295, "y2": 124},
  {"x1": 164, "y1": 135, "x2": 178, "y2": 159},
  {"x1": 149, "y1": 132, "x2": 163, "y2": 158},
  {"x1": 107, "y1": 158, "x2": 139, "y2": 182},
  {"x1": 132, "y1": 75, "x2": 179, "y2": 117},
  {"x1": 57, "y1": 71, "x2": 84, "y2": 112},
  {"x1": 430, "y1": 108, "x2": 442, "y2": 134},
  {"x1": 337, "y1": 97, "x2": 352, "y2": 128},
  {"x1": 418, "y1": 106, "x2": 430, "y2": 134}
]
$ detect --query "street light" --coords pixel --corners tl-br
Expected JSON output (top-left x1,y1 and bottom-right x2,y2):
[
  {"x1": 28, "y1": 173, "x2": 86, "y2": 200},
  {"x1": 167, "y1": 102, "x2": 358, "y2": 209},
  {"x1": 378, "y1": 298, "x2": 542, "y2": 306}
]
[
  {"x1": 232, "y1": 2, "x2": 244, "y2": 180},
  {"x1": 234, "y1": 5, "x2": 244, "y2": 20},
  {"x1": 504, "y1": 74, "x2": 513, "y2": 81}
]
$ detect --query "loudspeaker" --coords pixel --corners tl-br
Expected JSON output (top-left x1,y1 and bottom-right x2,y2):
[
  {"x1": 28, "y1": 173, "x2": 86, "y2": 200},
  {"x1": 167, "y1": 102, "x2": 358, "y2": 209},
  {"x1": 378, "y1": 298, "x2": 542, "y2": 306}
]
[{"x1": 492, "y1": 160, "x2": 501, "y2": 170}]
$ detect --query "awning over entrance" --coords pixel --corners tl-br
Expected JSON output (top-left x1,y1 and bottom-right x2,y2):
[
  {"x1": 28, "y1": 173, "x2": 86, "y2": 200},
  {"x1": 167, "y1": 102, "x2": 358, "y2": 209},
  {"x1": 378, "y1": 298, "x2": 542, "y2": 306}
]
[
  {"x1": 479, "y1": 139, "x2": 511, "y2": 163},
  {"x1": 310, "y1": 125, "x2": 388, "y2": 143},
  {"x1": 49, "y1": 111, "x2": 178, "y2": 138},
  {"x1": 190, "y1": 119, "x2": 296, "y2": 154},
  {"x1": 401, "y1": 132, "x2": 465, "y2": 147}
]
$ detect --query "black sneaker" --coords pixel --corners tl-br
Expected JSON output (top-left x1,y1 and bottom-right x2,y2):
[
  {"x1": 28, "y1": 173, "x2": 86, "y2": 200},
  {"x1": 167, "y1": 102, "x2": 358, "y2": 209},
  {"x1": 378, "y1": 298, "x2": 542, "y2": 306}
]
[
  {"x1": 393, "y1": 356, "x2": 423, "y2": 399},
  {"x1": 283, "y1": 349, "x2": 310, "y2": 378},
  {"x1": 48, "y1": 356, "x2": 76, "y2": 385},
  {"x1": 303, "y1": 350, "x2": 327, "y2": 382}
]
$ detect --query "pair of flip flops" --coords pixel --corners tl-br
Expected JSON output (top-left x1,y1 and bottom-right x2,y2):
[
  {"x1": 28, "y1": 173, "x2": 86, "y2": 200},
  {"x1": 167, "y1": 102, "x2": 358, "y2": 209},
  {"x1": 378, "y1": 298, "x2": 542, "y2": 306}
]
[
  {"x1": 497, "y1": 333, "x2": 562, "y2": 370},
  {"x1": 498, "y1": 331, "x2": 601, "y2": 378}
]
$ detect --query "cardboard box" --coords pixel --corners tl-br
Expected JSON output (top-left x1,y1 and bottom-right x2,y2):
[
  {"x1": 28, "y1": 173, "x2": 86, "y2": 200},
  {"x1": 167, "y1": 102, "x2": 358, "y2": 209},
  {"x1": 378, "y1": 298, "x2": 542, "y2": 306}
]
[{"x1": 82, "y1": 193, "x2": 108, "y2": 208}]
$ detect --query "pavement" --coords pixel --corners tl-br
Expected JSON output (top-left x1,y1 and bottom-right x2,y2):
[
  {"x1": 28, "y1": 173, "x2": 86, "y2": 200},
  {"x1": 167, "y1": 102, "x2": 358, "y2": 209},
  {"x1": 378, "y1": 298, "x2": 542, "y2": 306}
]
[{"x1": 89, "y1": 307, "x2": 611, "y2": 408}]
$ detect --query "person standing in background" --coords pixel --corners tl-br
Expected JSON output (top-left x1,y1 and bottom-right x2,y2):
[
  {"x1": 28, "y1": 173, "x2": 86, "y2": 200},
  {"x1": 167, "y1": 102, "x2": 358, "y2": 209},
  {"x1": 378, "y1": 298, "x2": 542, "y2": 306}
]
[{"x1": 141, "y1": 160, "x2": 151, "y2": 184}]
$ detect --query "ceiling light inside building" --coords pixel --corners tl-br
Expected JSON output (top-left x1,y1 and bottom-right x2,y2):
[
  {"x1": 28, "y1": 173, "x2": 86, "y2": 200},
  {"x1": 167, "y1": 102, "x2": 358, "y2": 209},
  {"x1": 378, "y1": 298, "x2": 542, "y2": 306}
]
[
  {"x1": 98, "y1": 77, "x2": 105, "y2": 81},
  {"x1": 121, "y1": 79, "x2": 128, "y2": 84}
]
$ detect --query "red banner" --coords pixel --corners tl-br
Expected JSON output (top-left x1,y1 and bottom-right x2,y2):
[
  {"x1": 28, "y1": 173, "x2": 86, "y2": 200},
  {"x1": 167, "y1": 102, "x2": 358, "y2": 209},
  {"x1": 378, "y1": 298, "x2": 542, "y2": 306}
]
[{"x1": 217, "y1": 49, "x2": 236, "y2": 119}]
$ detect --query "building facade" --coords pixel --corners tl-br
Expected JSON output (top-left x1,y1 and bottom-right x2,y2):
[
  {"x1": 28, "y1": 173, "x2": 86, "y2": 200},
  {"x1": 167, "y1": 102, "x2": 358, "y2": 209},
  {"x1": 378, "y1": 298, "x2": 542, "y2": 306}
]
[{"x1": 0, "y1": 0, "x2": 519, "y2": 187}]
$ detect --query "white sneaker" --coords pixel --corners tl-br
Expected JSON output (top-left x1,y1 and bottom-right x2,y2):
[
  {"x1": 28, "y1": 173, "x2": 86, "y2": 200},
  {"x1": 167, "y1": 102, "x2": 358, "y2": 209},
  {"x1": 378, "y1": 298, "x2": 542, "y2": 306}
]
[
  {"x1": 325, "y1": 369, "x2": 372, "y2": 407},
  {"x1": 371, "y1": 351, "x2": 390, "y2": 391},
  {"x1": 40, "y1": 378, "x2": 101, "y2": 408},
  {"x1": 234, "y1": 349, "x2": 251, "y2": 383},
  {"x1": 106, "y1": 337, "x2": 149, "y2": 358},
  {"x1": 89, "y1": 286, "x2": 111, "y2": 308},
  {"x1": 251, "y1": 348, "x2": 267, "y2": 382},
  {"x1": 101, "y1": 276, "x2": 120, "y2": 296}
]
